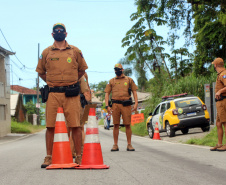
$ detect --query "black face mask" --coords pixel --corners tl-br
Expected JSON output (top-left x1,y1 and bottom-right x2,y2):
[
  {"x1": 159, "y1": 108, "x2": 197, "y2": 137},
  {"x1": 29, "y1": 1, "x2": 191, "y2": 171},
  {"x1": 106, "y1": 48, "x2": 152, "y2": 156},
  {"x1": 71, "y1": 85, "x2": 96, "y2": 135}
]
[
  {"x1": 115, "y1": 70, "x2": 122, "y2": 76},
  {"x1": 53, "y1": 32, "x2": 66, "y2": 41}
]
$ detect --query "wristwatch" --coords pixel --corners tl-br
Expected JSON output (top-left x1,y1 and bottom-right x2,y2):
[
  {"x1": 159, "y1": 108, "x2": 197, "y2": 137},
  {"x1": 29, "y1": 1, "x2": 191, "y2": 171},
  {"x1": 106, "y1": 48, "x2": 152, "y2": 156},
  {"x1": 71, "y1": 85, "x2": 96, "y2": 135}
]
[{"x1": 105, "y1": 106, "x2": 109, "y2": 109}]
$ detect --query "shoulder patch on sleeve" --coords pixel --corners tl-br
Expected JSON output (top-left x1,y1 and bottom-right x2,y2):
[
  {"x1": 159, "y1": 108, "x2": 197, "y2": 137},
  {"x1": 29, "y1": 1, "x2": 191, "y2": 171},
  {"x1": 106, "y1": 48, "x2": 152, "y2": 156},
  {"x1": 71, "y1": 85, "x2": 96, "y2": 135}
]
[
  {"x1": 79, "y1": 50, "x2": 84, "y2": 58},
  {"x1": 223, "y1": 75, "x2": 226, "y2": 79}
]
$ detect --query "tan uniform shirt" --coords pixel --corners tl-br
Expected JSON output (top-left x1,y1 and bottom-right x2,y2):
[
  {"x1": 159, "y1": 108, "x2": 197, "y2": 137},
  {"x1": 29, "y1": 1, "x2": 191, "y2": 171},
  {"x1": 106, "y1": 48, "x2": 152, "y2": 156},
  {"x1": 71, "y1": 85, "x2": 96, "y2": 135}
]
[
  {"x1": 215, "y1": 69, "x2": 226, "y2": 96},
  {"x1": 104, "y1": 74, "x2": 138, "y2": 100},
  {"x1": 36, "y1": 41, "x2": 88, "y2": 87}
]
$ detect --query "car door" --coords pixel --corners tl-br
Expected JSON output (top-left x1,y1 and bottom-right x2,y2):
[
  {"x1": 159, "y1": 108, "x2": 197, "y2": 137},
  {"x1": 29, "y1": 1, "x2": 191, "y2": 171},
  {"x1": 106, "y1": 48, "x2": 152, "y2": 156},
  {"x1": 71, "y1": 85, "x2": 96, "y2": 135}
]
[
  {"x1": 151, "y1": 105, "x2": 161, "y2": 130},
  {"x1": 159, "y1": 103, "x2": 166, "y2": 130}
]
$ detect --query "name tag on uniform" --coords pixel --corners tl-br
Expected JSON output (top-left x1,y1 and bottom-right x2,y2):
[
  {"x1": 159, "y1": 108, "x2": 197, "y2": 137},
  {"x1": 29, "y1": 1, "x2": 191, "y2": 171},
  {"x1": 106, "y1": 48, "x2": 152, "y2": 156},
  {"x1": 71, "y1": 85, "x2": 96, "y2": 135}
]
[{"x1": 51, "y1": 58, "x2": 59, "y2": 61}]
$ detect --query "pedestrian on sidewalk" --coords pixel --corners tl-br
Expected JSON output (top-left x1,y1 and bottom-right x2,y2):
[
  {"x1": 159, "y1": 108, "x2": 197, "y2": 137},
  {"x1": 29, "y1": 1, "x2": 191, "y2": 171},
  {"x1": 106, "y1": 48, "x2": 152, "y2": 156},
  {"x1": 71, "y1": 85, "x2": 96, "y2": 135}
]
[{"x1": 106, "y1": 113, "x2": 111, "y2": 130}]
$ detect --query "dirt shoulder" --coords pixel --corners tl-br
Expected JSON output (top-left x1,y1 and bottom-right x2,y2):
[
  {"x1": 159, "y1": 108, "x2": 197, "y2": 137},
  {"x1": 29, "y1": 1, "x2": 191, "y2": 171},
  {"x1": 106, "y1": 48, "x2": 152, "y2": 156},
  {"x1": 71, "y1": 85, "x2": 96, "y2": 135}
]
[{"x1": 145, "y1": 125, "x2": 215, "y2": 143}]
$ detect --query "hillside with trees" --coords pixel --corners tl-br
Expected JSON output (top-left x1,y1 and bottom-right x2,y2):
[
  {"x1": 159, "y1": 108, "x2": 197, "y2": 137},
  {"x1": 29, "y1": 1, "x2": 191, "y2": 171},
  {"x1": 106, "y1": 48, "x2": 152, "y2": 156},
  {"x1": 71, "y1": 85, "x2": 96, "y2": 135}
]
[
  {"x1": 91, "y1": 0, "x2": 225, "y2": 114},
  {"x1": 120, "y1": 0, "x2": 225, "y2": 113}
]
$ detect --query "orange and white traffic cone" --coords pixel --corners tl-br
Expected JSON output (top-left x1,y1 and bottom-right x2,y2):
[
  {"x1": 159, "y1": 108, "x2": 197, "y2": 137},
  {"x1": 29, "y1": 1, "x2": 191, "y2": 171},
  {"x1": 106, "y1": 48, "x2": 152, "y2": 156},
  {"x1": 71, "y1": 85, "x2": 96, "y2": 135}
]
[
  {"x1": 46, "y1": 107, "x2": 79, "y2": 169},
  {"x1": 76, "y1": 108, "x2": 109, "y2": 169},
  {"x1": 152, "y1": 122, "x2": 161, "y2": 140}
]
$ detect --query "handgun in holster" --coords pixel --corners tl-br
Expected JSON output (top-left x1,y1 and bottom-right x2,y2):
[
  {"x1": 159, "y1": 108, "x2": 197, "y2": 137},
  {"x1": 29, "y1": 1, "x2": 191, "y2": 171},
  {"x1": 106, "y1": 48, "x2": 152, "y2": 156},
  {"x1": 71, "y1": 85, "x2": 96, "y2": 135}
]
[
  {"x1": 108, "y1": 100, "x2": 112, "y2": 107},
  {"x1": 80, "y1": 94, "x2": 88, "y2": 108},
  {"x1": 40, "y1": 85, "x2": 49, "y2": 103}
]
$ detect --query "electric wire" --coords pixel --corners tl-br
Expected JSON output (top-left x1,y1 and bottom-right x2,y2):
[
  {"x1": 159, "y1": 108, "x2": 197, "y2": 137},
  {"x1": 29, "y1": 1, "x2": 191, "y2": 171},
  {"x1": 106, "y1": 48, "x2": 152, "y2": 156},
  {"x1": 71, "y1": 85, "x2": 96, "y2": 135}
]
[{"x1": 0, "y1": 28, "x2": 36, "y2": 70}]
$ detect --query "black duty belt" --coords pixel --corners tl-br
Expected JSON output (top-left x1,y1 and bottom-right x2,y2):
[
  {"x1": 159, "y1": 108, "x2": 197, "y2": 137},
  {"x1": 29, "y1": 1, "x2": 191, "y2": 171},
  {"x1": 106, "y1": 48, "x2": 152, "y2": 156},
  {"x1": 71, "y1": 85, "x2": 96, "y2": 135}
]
[
  {"x1": 112, "y1": 100, "x2": 123, "y2": 104},
  {"x1": 49, "y1": 84, "x2": 77, "y2": 93},
  {"x1": 215, "y1": 96, "x2": 226, "y2": 102}
]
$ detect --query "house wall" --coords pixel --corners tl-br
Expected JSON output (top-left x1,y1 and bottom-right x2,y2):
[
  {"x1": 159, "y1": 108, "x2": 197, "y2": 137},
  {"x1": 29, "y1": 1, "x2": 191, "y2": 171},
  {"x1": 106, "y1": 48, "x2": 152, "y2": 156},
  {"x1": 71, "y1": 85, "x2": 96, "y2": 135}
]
[{"x1": 0, "y1": 55, "x2": 11, "y2": 137}]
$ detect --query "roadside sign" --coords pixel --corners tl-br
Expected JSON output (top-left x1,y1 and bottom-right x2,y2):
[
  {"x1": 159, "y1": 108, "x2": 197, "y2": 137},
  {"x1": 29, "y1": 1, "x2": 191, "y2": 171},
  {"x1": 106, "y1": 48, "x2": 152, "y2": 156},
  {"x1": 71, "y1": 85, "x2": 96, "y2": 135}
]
[{"x1": 131, "y1": 113, "x2": 144, "y2": 126}]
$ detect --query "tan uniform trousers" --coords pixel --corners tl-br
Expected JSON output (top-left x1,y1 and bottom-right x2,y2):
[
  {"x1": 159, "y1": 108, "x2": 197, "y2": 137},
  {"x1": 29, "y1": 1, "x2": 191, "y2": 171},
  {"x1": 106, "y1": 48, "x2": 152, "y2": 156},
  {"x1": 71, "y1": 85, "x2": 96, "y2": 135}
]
[
  {"x1": 112, "y1": 103, "x2": 131, "y2": 126},
  {"x1": 216, "y1": 98, "x2": 226, "y2": 123},
  {"x1": 46, "y1": 93, "x2": 80, "y2": 127},
  {"x1": 80, "y1": 105, "x2": 85, "y2": 126}
]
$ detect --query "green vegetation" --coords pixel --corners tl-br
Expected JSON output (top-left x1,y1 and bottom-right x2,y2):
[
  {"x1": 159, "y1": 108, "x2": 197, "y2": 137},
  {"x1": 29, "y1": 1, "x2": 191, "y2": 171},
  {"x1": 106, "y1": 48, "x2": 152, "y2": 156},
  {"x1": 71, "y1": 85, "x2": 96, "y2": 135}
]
[
  {"x1": 186, "y1": 126, "x2": 225, "y2": 147},
  {"x1": 144, "y1": 73, "x2": 217, "y2": 118},
  {"x1": 24, "y1": 100, "x2": 45, "y2": 122},
  {"x1": 11, "y1": 119, "x2": 45, "y2": 134},
  {"x1": 98, "y1": 119, "x2": 104, "y2": 125},
  {"x1": 120, "y1": 121, "x2": 148, "y2": 137},
  {"x1": 90, "y1": 81, "x2": 108, "y2": 101}
]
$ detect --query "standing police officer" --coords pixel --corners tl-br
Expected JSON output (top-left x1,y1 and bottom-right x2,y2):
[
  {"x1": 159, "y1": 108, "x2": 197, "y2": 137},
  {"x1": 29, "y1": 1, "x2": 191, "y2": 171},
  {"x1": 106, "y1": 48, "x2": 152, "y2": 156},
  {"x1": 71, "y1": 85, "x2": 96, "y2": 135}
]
[
  {"x1": 36, "y1": 23, "x2": 88, "y2": 167},
  {"x1": 210, "y1": 58, "x2": 226, "y2": 151},
  {"x1": 104, "y1": 63, "x2": 138, "y2": 151}
]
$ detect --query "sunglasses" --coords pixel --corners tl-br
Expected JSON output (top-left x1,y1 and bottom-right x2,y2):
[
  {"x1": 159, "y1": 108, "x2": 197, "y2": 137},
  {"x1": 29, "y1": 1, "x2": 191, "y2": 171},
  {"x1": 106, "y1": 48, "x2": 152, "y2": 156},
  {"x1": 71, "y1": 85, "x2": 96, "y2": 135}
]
[
  {"x1": 53, "y1": 28, "x2": 65, "y2": 33},
  {"x1": 114, "y1": 68, "x2": 122, "y2": 71}
]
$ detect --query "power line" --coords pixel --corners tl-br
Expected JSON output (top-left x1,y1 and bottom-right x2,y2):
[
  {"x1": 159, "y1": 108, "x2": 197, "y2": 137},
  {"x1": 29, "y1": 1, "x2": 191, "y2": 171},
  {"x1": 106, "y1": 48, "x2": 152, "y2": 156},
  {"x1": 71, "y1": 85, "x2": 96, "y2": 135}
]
[
  {"x1": 87, "y1": 71, "x2": 114, "y2": 73},
  {"x1": 11, "y1": 59, "x2": 36, "y2": 74},
  {"x1": 0, "y1": 28, "x2": 36, "y2": 70}
]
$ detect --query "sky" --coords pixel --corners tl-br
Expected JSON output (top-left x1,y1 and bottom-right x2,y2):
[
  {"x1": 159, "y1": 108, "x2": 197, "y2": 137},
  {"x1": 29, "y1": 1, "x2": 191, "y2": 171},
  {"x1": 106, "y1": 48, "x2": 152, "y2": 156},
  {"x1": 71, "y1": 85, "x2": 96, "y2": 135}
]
[
  {"x1": 0, "y1": 0, "x2": 194, "y2": 89},
  {"x1": 0, "y1": 0, "x2": 138, "y2": 88}
]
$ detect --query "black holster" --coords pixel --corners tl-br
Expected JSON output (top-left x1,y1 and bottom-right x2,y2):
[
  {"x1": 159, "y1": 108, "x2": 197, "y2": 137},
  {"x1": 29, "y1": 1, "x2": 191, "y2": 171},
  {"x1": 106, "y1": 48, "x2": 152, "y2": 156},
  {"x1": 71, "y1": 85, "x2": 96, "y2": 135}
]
[
  {"x1": 80, "y1": 94, "x2": 88, "y2": 108},
  {"x1": 40, "y1": 85, "x2": 49, "y2": 103},
  {"x1": 65, "y1": 82, "x2": 80, "y2": 97},
  {"x1": 108, "y1": 100, "x2": 112, "y2": 107}
]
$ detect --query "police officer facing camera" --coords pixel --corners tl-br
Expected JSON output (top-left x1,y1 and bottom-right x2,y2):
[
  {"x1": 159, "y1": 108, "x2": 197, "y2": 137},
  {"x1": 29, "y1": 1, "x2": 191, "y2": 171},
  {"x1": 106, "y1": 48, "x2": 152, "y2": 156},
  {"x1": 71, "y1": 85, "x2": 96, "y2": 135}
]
[
  {"x1": 210, "y1": 58, "x2": 226, "y2": 152},
  {"x1": 36, "y1": 23, "x2": 88, "y2": 167},
  {"x1": 104, "y1": 63, "x2": 138, "y2": 152}
]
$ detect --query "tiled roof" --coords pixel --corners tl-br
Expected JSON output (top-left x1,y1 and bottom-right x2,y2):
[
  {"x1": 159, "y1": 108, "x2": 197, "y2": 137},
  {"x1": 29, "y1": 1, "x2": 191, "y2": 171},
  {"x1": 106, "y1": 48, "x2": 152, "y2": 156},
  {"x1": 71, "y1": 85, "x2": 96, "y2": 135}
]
[{"x1": 11, "y1": 85, "x2": 40, "y2": 95}]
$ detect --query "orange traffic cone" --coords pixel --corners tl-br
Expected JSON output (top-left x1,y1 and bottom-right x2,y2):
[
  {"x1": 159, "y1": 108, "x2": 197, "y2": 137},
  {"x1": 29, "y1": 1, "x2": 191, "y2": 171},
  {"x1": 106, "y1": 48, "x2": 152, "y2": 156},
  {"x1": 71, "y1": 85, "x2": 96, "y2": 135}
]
[
  {"x1": 76, "y1": 108, "x2": 109, "y2": 169},
  {"x1": 46, "y1": 107, "x2": 79, "y2": 169},
  {"x1": 152, "y1": 122, "x2": 161, "y2": 140}
]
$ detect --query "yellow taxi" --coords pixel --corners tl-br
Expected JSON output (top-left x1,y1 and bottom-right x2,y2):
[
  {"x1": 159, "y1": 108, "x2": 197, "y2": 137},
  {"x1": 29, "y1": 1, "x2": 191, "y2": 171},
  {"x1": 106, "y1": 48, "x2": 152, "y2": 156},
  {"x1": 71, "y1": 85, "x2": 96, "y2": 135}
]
[{"x1": 146, "y1": 93, "x2": 210, "y2": 137}]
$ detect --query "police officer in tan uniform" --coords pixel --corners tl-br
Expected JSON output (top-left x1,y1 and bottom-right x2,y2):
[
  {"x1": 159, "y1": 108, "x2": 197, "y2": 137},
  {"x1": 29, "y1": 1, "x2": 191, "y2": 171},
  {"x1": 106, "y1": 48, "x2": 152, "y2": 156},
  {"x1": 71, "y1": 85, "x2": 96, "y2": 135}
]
[
  {"x1": 36, "y1": 23, "x2": 88, "y2": 167},
  {"x1": 104, "y1": 63, "x2": 138, "y2": 151},
  {"x1": 70, "y1": 73, "x2": 91, "y2": 159},
  {"x1": 210, "y1": 58, "x2": 226, "y2": 151}
]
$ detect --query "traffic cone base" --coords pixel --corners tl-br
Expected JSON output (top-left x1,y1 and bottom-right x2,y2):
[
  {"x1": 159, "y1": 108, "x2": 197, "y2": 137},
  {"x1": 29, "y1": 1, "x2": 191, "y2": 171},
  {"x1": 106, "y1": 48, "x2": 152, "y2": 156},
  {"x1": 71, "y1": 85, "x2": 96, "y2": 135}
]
[
  {"x1": 47, "y1": 163, "x2": 78, "y2": 169},
  {"x1": 153, "y1": 122, "x2": 161, "y2": 140},
  {"x1": 76, "y1": 143, "x2": 109, "y2": 169}
]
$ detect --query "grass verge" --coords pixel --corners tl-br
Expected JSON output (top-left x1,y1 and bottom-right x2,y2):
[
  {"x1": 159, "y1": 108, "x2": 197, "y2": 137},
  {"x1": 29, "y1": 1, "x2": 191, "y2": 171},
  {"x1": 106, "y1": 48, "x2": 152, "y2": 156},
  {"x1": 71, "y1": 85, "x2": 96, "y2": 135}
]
[
  {"x1": 11, "y1": 120, "x2": 46, "y2": 134},
  {"x1": 185, "y1": 126, "x2": 225, "y2": 147},
  {"x1": 98, "y1": 119, "x2": 104, "y2": 125},
  {"x1": 120, "y1": 121, "x2": 148, "y2": 136}
]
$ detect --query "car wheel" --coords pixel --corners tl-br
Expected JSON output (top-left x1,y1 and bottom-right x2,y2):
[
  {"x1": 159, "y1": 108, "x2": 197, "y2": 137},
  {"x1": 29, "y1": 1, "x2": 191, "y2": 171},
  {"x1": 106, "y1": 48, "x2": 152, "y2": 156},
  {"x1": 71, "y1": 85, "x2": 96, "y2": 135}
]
[
  {"x1": 166, "y1": 122, "x2": 175, "y2": 137},
  {"x1": 201, "y1": 126, "x2": 210, "y2": 132},
  {"x1": 147, "y1": 124, "x2": 154, "y2": 138},
  {"x1": 181, "y1": 128, "x2": 189, "y2": 134}
]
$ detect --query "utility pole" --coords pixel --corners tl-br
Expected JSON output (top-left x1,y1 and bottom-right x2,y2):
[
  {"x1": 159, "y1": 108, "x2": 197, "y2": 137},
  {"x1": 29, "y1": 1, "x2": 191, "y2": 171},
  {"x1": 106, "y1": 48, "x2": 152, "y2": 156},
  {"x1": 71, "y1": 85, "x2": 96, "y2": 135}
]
[{"x1": 36, "y1": 43, "x2": 40, "y2": 125}]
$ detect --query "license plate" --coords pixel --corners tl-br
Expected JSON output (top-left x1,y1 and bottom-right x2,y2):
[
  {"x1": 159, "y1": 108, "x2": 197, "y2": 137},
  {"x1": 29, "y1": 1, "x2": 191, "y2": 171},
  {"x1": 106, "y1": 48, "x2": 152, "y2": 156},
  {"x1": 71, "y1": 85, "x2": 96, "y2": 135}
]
[{"x1": 187, "y1": 112, "x2": 196, "y2": 116}]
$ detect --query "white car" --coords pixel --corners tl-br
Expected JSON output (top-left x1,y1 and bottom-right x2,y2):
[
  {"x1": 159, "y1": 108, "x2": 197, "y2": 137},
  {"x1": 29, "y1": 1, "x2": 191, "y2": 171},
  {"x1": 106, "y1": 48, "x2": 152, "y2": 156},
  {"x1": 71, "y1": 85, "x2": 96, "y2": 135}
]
[{"x1": 104, "y1": 115, "x2": 124, "y2": 129}]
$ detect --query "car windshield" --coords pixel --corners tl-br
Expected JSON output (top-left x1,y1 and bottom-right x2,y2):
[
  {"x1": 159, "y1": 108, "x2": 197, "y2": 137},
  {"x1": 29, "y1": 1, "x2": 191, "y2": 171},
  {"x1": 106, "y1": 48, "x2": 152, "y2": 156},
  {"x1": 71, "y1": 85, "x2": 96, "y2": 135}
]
[{"x1": 175, "y1": 98, "x2": 202, "y2": 108}]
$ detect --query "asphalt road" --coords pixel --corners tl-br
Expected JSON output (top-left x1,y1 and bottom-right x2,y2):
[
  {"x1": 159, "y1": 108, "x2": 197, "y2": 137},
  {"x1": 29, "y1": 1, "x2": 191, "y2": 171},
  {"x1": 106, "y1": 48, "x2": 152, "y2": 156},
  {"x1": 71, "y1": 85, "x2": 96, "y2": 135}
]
[{"x1": 0, "y1": 125, "x2": 226, "y2": 185}]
